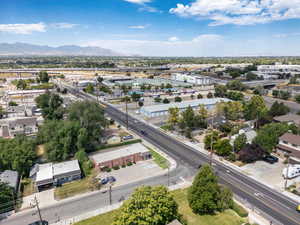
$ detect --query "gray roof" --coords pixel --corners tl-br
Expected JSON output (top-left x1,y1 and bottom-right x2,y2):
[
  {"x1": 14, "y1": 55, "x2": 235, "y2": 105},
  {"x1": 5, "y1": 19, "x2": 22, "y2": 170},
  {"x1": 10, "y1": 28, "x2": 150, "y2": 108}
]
[
  {"x1": 274, "y1": 114, "x2": 300, "y2": 125},
  {"x1": 53, "y1": 160, "x2": 81, "y2": 176},
  {"x1": 90, "y1": 143, "x2": 150, "y2": 164},
  {"x1": 0, "y1": 170, "x2": 19, "y2": 190},
  {"x1": 0, "y1": 117, "x2": 37, "y2": 127},
  {"x1": 141, "y1": 98, "x2": 230, "y2": 113}
]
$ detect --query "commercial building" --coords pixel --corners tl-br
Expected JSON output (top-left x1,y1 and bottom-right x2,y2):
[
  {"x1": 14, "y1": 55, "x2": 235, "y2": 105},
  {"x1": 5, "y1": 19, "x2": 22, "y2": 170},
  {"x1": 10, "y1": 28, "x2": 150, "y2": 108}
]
[
  {"x1": 276, "y1": 133, "x2": 300, "y2": 162},
  {"x1": 90, "y1": 143, "x2": 152, "y2": 169},
  {"x1": 29, "y1": 160, "x2": 82, "y2": 191},
  {"x1": 140, "y1": 98, "x2": 229, "y2": 118},
  {"x1": 171, "y1": 73, "x2": 214, "y2": 85},
  {"x1": 115, "y1": 78, "x2": 192, "y2": 87},
  {"x1": 0, "y1": 170, "x2": 19, "y2": 191}
]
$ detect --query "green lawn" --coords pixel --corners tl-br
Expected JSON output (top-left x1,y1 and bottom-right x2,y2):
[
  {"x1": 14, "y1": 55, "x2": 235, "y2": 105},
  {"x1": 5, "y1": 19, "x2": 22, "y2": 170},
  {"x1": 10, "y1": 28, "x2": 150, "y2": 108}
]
[
  {"x1": 144, "y1": 145, "x2": 168, "y2": 169},
  {"x1": 75, "y1": 189, "x2": 247, "y2": 225}
]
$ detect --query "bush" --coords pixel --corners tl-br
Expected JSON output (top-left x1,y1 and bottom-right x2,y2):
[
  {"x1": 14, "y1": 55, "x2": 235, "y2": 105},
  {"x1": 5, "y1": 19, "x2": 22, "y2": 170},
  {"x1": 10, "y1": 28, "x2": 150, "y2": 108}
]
[
  {"x1": 127, "y1": 162, "x2": 133, "y2": 166},
  {"x1": 113, "y1": 166, "x2": 120, "y2": 170},
  {"x1": 121, "y1": 164, "x2": 126, "y2": 168},
  {"x1": 232, "y1": 202, "x2": 248, "y2": 218},
  {"x1": 102, "y1": 167, "x2": 112, "y2": 172},
  {"x1": 227, "y1": 153, "x2": 237, "y2": 162}
]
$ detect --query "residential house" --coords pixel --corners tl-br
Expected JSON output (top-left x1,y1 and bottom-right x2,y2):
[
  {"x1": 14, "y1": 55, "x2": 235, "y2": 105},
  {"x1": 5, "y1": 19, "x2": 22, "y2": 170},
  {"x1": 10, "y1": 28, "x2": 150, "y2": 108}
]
[
  {"x1": 230, "y1": 127, "x2": 257, "y2": 146},
  {"x1": 167, "y1": 220, "x2": 183, "y2": 225},
  {"x1": 29, "y1": 160, "x2": 82, "y2": 192},
  {"x1": 273, "y1": 114, "x2": 300, "y2": 127},
  {"x1": 0, "y1": 117, "x2": 38, "y2": 138},
  {"x1": 0, "y1": 170, "x2": 19, "y2": 191},
  {"x1": 276, "y1": 133, "x2": 300, "y2": 162}
]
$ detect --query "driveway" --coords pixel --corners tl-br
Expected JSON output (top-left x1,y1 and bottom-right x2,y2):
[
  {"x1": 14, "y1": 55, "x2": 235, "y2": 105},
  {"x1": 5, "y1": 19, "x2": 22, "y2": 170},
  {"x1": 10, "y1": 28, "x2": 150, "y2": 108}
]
[
  {"x1": 240, "y1": 160, "x2": 300, "y2": 190},
  {"x1": 98, "y1": 160, "x2": 165, "y2": 187}
]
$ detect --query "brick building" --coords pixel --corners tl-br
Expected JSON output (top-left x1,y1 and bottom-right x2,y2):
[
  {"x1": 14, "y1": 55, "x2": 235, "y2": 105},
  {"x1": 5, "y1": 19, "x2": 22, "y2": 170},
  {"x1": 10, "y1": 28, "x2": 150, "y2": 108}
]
[{"x1": 90, "y1": 143, "x2": 152, "y2": 169}]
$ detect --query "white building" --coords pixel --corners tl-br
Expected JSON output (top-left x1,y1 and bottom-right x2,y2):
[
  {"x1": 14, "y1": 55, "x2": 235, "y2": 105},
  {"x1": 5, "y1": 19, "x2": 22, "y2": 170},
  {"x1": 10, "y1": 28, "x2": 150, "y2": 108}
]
[
  {"x1": 140, "y1": 98, "x2": 229, "y2": 118},
  {"x1": 171, "y1": 73, "x2": 213, "y2": 85},
  {"x1": 282, "y1": 164, "x2": 300, "y2": 179},
  {"x1": 0, "y1": 117, "x2": 38, "y2": 138}
]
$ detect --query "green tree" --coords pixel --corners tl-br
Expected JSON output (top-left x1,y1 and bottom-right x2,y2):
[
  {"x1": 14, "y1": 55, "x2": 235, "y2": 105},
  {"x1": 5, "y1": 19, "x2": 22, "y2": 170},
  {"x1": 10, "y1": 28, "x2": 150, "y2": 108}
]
[
  {"x1": 188, "y1": 165, "x2": 224, "y2": 214},
  {"x1": 253, "y1": 123, "x2": 290, "y2": 152},
  {"x1": 163, "y1": 98, "x2": 170, "y2": 104},
  {"x1": 226, "y1": 80, "x2": 246, "y2": 91},
  {"x1": 214, "y1": 139, "x2": 232, "y2": 156},
  {"x1": 197, "y1": 93, "x2": 203, "y2": 99},
  {"x1": 96, "y1": 76, "x2": 104, "y2": 84},
  {"x1": 204, "y1": 131, "x2": 220, "y2": 150},
  {"x1": 16, "y1": 79, "x2": 28, "y2": 90},
  {"x1": 180, "y1": 106, "x2": 195, "y2": 129},
  {"x1": 154, "y1": 97, "x2": 162, "y2": 103},
  {"x1": 234, "y1": 133, "x2": 247, "y2": 152},
  {"x1": 268, "y1": 101, "x2": 290, "y2": 117},
  {"x1": 0, "y1": 182, "x2": 15, "y2": 213},
  {"x1": 85, "y1": 84, "x2": 94, "y2": 94},
  {"x1": 8, "y1": 101, "x2": 18, "y2": 106},
  {"x1": 217, "y1": 187, "x2": 234, "y2": 211},
  {"x1": 113, "y1": 186, "x2": 178, "y2": 225},
  {"x1": 35, "y1": 92, "x2": 64, "y2": 120},
  {"x1": 198, "y1": 104, "x2": 208, "y2": 120},
  {"x1": 295, "y1": 94, "x2": 300, "y2": 104},
  {"x1": 244, "y1": 95, "x2": 268, "y2": 122},
  {"x1": 214, "y1": 85, "x2": 227, "y2": 97},
  {"x1": 166, "y1": 83, "x2": 173, "y2": 89},
  {"x1": 246, "y1": 72, "x2": 259, "y2": 81},
  {"x1": 131, "y1": 92, "x2": 141, "y2": 102},
  {"x1": 226, "y1": 91, "x2": 244, "y2": 101},
  {"x1": 138, "y1": 101, "x2": 144, "y2": 107},
  {"x1": 38, "y1": 71, "x2": 49, "y2": 83},
  {"x1": 207, "y1": 92, "x2": 214, "y2": 98},
  {"x1": 168, "y1": 107, "x2": 180, "y2": 127},
  {"x1": 174, "y1": 96, "x2": 182, "y2": 102}
]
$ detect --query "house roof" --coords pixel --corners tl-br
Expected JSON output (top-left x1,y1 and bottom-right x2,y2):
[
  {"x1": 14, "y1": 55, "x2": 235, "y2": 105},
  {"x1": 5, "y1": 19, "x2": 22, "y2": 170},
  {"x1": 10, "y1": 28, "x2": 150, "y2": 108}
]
[
  {"x1": 53, "y1": 160, "x2": 80, "y2": 176},
  {"x1": 35, "y1": 163, "x2": 53, "y2": 183},
  {"x1": 274, "y1": 114, "x2": 300, "y2": 125},
  {"x1": 0, "y1": 170, "x2": 19, "y2": 190},
  {"x1": 90, "y1": 143, "x2": 149, "y2": 164},
  {"x1": 167, "y1": 220, "x2": 183, "y2": 225},
  {"x1": 0, "y1": 117, "x2": 37, "y2": 127},
  {"x1": 279, "y1": 133, "x2": 300, "y2": 146},
  {"x1": 141, "y1": 98, "x2": 230, "y2": 113}
]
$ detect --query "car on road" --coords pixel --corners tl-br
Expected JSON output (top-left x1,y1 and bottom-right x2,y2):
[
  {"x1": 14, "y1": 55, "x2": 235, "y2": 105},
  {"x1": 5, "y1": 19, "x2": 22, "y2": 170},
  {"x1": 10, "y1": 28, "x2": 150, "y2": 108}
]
[
  {"x1": 297, "y1": 204, "x2": 300, "y2": 212},
  {"x1": 263, "y1": 155, "x2": 279, "y2": 164},
  {"x1": 28, "y1": 220, "x2": 48, "y2": 225},
  {"x1": 122, "y1": 135, "x2": 134, "y2": 141},
  {"x1": 140, "y1": 130, "x2": 147, "y2": 135}
]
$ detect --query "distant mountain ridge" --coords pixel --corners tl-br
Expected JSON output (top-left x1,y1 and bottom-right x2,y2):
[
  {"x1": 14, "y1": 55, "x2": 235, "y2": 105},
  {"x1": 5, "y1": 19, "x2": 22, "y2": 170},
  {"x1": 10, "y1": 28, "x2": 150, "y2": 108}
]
[{"x1": 0, "y1": 42, "x2": 123, "y2": 56}]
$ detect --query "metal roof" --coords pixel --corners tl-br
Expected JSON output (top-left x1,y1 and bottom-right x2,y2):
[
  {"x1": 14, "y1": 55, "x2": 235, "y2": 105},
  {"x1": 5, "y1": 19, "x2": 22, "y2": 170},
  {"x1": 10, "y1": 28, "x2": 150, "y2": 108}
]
[
  {"x1": 53, "y1": 160, "x2": 80, "y2": 176},
  {"x1": 90, "y1": 143, "x2": 149, "y2": 164},
  {"x1": 141, "y1": 98, "x2": 230, "y2": 113}
]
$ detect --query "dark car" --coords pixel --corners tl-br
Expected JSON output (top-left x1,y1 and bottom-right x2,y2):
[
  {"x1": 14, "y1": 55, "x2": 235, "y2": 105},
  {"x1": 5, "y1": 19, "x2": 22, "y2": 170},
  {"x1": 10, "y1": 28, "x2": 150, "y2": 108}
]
[
  {"x1": 263, "y1": 155, "x2": 279, "y2": 164},
  {"x1": 28, "y1": 221, "x2": 48, "y2": 225},
  {"x1": 140, "y1": 130, "x2": 147, "y2": 135},
  {"x1": 100, "y1": 177, "x2": 109, "y2": 185},
  {"x1": 108, "y1": 176, "x2": 116, "y2": 183}
]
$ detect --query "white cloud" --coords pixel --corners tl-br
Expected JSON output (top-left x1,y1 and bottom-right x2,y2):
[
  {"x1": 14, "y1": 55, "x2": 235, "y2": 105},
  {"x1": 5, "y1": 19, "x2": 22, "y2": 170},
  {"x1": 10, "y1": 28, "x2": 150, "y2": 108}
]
[
  {"x1": 123, "y1": 0, "x2": 152, "y2": 4},
  {"x1": 168, "y1": 36, "x2": 179, "y2": 42},
  {"x1": 170, "y1": 0, "x2": 300, "y2": 26},
  {"x1": 128, "y1": 25, "x2": 146, "y2": 29},
  {"x1": 138, "y1": 5, "x2": 163, "y2": 13},
  {"x1": 84, "y1": 34, "x2": 223, "y2": 56},
  {"x1": 0, "y1": 23, "x2": 46, "y2": 34},
  {"x1": 50, "y1": 23, "x2": 78, "y2": 29}
]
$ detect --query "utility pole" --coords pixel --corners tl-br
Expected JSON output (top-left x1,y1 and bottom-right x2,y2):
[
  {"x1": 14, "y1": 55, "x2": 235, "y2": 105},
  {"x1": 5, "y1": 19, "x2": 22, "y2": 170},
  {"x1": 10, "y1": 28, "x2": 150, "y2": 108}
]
[
  {"x1": 34, "y1": 196, "x2": 43, "y2": 224},
  {"x1": 167, "y1": 164, "x2": 170, "y2": 187},
  {"x1": 209, "y1": 115, "x2": 214, "y2": 166},
  {"x1": 109, "y1": 185, "x2": 112, "y2": 205},
  {"x1": 284, "y1": 155, "x2": 290, "y2": 190},
  {"x1": 125, "y1": 97, "x2": 129, "y2": 130}
]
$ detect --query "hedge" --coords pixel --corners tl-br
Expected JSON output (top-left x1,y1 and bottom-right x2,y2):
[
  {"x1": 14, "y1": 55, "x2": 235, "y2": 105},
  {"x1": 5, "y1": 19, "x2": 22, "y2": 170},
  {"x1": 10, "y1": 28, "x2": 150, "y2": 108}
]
[{"x1": 232, "y1": 202, "x2": 248, "y2": 218}]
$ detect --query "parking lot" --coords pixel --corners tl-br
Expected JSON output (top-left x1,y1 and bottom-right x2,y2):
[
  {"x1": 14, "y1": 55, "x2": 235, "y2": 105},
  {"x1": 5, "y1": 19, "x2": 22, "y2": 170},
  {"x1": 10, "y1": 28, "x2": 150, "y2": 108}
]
[
  {"x1": 97, "y1": 159, "x2": 165, "y2": 187},
  {"x1": 240, "y1": 159, "x2": 300, "y2": 190}
]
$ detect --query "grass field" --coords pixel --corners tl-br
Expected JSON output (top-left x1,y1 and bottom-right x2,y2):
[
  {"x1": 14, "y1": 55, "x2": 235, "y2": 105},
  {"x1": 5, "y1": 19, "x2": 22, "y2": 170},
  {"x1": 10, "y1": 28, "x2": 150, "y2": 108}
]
[
  {"x1": 54, "y1": 170, "x2": 99, "y2": 200},
  {"x1": 144, "y1": 145, "x2": 168, "y2": 169},
  {"x1": 75, "y1": 189, "x2": 247, "y2": 225}
]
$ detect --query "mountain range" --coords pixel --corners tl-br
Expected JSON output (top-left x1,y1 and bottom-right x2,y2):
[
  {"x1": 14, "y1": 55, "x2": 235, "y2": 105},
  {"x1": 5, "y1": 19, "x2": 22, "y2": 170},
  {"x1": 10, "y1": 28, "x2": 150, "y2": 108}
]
[{"x1": 0, "y1": 42, "x2": 123, "y2": 56}]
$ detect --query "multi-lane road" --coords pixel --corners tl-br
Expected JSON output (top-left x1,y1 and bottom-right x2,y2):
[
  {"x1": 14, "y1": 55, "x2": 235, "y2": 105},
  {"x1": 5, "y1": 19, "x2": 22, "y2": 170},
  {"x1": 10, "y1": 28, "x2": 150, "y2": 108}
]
[{"x1": 2, "y1": 83, "x2": 300, "y2": 225}]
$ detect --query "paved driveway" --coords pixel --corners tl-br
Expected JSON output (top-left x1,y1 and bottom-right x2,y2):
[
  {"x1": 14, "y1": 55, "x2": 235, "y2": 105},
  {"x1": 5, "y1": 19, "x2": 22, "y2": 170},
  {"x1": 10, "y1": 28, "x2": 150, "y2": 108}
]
[{"x1": 98, "y1": 160, "x2": 165, "y2": 187}]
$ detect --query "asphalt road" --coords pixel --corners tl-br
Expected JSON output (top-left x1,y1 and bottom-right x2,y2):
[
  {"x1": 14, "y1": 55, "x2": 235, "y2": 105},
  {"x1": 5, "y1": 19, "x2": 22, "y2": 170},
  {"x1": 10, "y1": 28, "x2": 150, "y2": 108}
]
[
  {"x1": 102, "y1": 96, "x2": 300, "y2": 225},
  {"x1": 8, "y1": 82, "x2": 298, "y2": 225}
]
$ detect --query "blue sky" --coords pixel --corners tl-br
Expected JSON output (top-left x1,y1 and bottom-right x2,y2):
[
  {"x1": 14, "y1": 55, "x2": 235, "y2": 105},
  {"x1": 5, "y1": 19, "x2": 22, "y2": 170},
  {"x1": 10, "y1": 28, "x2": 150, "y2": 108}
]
[{"x1": 1, "y1": 0, "x2": 300, "y2": 56}]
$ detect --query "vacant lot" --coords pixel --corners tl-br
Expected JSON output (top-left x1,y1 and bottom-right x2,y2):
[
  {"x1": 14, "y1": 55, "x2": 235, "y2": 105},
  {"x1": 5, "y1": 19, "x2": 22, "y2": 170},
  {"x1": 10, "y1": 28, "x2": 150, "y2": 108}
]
[{"x1": 75, "y1": 189, "x2": 246, "y2": 225}]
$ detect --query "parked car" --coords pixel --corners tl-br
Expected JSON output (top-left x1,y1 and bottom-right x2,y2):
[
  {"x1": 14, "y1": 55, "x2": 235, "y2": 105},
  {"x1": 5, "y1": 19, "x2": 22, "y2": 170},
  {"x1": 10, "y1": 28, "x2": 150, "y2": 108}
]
[
  {"x1": 108, "y1": 176, "x2": 116, "y2": 183},
  {"x1": 28, "y1": 221, "x2": 48, "y2": 225},
  {"x1": 122, "y1": 135, "x2": 133, "y2": 141},
  {"x1": 140, "y1": 130, "x2": 147, "y2": 135},
  {"x1": 100, "y1": 177, "x2": 109, "y2": 185},
  {"x1": 263, "y1": 155, "x2": 279, "y2": 164}
]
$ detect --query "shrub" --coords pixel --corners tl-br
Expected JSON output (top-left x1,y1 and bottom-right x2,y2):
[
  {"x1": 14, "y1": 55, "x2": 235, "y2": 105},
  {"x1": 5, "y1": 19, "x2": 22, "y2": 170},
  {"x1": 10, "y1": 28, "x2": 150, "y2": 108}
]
[
  {"x1": 232, "y1": 202, "x2": 248, "y2": 218},
  {"x1": 113, "y1": 165, "x2": 120, "y2": 170},
  {"x1": 121, "y1": 164, "x2": 126, "y2": 168},
  {"x1": 127, "y1": 162, "x2": 133, "y2": 166}
]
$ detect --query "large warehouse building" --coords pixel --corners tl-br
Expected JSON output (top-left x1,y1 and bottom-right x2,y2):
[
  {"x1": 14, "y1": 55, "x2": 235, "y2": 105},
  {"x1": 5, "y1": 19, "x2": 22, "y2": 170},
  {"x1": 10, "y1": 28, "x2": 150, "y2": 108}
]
[
  {"x1": 171, "y1": 73, "x2": 214, "y2": 85},
  {"x1": 140, "y1": 98, "x2": 230, "y2": 118}
]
